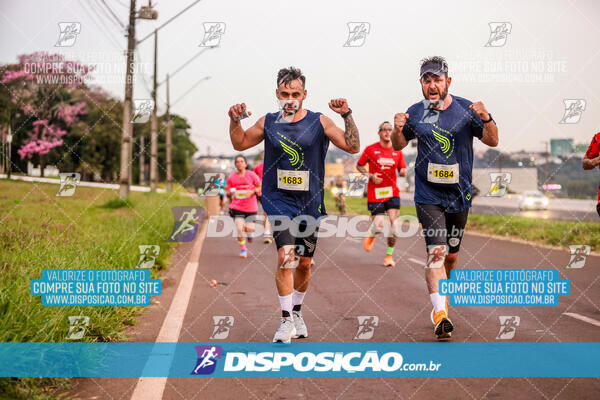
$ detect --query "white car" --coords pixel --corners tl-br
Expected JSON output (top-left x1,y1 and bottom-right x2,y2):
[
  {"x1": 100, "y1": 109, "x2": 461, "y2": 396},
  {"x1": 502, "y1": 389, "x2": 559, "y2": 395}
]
[{"x1": 519, "y1": 191, "x2": 549, "y2": 210}]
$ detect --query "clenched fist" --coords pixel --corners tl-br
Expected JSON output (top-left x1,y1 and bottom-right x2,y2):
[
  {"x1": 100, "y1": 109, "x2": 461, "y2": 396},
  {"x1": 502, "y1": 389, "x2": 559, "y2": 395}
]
[
  {"x1": 394, "y1": 113, "x2": 410, "y2": 132},
  {"x1": 228, "y1": 103, "x2": 252, "y2": 122},
  {"x1": 469, "y1": 101, "x2": 490, "y2": 121},
  {"x1": 328, "y1": 98, "x2": 350, "y2": 115}
]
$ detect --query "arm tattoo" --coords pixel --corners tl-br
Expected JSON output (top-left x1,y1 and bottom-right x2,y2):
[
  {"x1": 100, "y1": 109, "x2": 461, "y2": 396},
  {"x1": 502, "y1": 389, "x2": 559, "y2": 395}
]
[{"x1": 343, "y1": 114, "x2": 360, "y2": 152}]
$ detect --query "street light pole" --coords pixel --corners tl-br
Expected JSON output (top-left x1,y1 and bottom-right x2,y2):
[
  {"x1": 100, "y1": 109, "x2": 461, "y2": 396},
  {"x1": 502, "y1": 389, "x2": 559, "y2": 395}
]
[
  {"x1": 166, "y1": 73, "x2": 172, "y2": 191},
  {"x1": 119, "y1": 0, "x2": 136, "y2": 200},
  {"x1": 149, "y1": 29, "x2": 158, "y2": 191},
  {"x1": 139, "y1": 134, "x2": 145, "y2": 185},
  {"x1": 136, "y1": 0, "x2": 204, "y2": 192},
  {"x1": 544, "y1": 141, "x2": 549, "y2": 194}
]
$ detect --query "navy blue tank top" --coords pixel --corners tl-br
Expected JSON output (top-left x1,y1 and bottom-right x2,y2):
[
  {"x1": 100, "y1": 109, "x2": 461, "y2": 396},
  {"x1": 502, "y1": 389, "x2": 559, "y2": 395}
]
[{"x1": 262, "y1": 110, "x2": 329, "y2": 220}]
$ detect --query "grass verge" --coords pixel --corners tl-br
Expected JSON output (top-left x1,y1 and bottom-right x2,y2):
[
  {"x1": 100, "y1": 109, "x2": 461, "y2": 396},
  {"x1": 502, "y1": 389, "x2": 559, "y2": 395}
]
[{"x1": 0, "y1": 179, "x2": 201, "y2": 399}]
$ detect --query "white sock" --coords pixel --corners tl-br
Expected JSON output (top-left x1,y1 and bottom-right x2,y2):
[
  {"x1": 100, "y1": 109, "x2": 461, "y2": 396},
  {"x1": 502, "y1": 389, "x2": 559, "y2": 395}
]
[
  {"x1": 278, "y1": 294, "x2": 293, "y2": 316},
  {"x1": 292, "y1": 289, "x2": 306, "y2": 309},
  {"x1": 430, "y1": 292, "x2": 446, "y2": 312}
]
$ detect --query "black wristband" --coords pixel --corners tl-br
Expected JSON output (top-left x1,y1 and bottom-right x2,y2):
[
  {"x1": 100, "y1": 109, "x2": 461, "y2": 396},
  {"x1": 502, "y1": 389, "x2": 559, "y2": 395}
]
[
  {"x1": 341, "y1": 108, "x2": 352, "y2": 119},
  {"x1": 482, "y1": 113, "x2": 494, "y2": 124}
]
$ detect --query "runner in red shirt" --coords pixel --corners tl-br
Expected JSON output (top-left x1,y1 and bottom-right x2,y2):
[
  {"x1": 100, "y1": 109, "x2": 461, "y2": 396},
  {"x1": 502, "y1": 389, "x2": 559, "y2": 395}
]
[
  {"x1": 253, "y1": 153, "x2": 273, "y2": 243},
  {"x1": 356, "y1": 121, "x2": 407, "y2": 267},
  {"x1": 582, "y1": 132, "x2": 600, "y2": 217}
]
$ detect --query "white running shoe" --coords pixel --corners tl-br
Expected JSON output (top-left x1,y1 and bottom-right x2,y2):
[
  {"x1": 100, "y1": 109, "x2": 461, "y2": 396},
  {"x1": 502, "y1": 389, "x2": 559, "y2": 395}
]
[
  {"x1": 292, "y1": 311, "x2": 308, "y2": 338},
  {"x1": 272, "y1": 317, "x2": 296, "y2": 343}
]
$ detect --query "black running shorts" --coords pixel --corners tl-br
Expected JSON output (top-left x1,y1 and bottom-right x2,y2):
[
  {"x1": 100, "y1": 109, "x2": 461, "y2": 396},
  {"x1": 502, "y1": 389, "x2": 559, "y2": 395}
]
[
  {"x1": 367, "y1": 196, "x2": 401, "y2": 215},
  {"x1": 228, "y1": 208, "x2": 257, "y2": 220},
  {"x1": 270, "y1": 217, "x2": 319, "y2": 258},
  {"x1": 415, "y1": 203, "x2": 469, "y2": 254}
]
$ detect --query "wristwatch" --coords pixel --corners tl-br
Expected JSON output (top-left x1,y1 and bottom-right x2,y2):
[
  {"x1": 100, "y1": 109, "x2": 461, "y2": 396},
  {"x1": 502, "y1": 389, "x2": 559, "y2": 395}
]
[
  {"x1": 482, "y1": 113, "x2": 494, "y2": 124},
  {"x1": 342, "y1": 108, "x2": 352, "y2": 119}
]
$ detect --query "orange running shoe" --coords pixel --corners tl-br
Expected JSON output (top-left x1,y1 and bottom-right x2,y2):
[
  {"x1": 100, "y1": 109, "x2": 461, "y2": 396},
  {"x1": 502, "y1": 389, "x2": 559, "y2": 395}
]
[
  {"x1": 363, "y1": 236, "x2": 375, "y2": 252},
  {"x1": 430, "y1": 298, "x2": 449, "y2": 325},
  {"x1": 383, "y1": 255, "x2": 395, "y2": 267},
  {"x1": 432, "y1": 310, "x2": 453, "y2": 340}
]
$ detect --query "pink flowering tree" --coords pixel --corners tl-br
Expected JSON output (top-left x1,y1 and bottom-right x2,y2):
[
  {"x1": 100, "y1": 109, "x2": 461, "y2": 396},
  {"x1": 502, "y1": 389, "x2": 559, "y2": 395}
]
[{"x1": 2, "y1": 52, "x2": 92, "y2": 176}]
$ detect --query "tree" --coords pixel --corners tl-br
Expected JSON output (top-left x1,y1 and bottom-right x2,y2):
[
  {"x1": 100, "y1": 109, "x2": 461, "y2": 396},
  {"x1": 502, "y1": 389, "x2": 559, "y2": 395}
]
[
  {"x1": 132, "y1": 112, "x2": 198, "y2": 186},
  {"x1": 57, "y1": 87, "x2": 123, "y2": 181},
  {"x1": 163, "y1": 114, "x2": 198, "y2": 183},
  {"x1": 1, "y1": 52, "x2": 91, "y2": 176}
]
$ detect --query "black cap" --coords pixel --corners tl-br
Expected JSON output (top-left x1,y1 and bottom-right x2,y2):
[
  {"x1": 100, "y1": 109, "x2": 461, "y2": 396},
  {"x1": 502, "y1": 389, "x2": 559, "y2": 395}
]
[{"x1": 420, "y1": 59, "x2": 448, "y2": 78}]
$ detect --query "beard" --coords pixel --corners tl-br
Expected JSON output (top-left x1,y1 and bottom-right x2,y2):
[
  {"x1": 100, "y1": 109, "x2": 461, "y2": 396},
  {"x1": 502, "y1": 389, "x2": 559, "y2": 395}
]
[
  {"x1": 279, "y1": 99, "x2": 300, "y2": 116},
  {"x1": 422, "y1": 83, "x2": 448, "y2": 108}
]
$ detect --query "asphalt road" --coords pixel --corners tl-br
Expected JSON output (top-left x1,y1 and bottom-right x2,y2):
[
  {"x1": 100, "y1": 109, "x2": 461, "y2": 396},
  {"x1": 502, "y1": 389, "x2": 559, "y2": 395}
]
[{"x1": 68, "y1": 213, "x2": 600, "y2": 399}]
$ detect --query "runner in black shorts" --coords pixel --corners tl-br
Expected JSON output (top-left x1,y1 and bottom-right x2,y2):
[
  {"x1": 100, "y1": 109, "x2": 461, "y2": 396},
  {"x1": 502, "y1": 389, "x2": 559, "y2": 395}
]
[
  {"x1": 225, "y1": 155, "x2": 261, "y2": 258},
  {"x1": 228, "y1": 67, "x2": 360, "y2": 342},
  {"x1": 392, "y1": 56, "x2": 499, "y2": 340}
]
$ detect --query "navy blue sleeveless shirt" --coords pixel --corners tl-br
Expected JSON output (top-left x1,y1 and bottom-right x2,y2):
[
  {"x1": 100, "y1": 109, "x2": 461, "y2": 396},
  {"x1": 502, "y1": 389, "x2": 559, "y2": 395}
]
[{"x1": 262, "y1": 110, "x2": 329, "y2": 220}]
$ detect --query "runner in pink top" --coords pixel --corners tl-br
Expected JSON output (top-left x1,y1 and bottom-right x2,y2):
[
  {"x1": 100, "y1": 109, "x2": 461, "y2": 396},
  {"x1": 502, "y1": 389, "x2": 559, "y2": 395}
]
[
  {"x1": 226, "y1": 155, "x2": 261, "y2": 258},
  {"x1": 252, "y1": 153, "x2": 273, "y2": 243}
]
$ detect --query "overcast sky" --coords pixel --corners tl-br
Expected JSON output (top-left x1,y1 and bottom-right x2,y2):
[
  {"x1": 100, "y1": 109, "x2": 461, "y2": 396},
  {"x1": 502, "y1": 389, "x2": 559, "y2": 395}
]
[{"x1": 1, "y1": 0, "x2": 599, "y2": 157}]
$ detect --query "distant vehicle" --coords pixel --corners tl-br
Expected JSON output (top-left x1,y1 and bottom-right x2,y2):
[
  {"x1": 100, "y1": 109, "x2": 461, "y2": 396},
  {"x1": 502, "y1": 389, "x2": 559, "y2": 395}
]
[{"x1": 519, "y1": 191, "x2": 549, "y2": 210}]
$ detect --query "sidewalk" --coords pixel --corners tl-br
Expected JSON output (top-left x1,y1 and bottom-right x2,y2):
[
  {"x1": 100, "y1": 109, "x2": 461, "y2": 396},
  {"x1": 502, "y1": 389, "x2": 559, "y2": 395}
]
[{"x1": 0, "y1": 174, "x2": 167, "y2": 193}]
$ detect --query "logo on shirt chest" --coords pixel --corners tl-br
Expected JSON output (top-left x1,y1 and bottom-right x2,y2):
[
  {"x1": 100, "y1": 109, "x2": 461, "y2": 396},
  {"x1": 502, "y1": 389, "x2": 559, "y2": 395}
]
[
  {"x1": 276, "y1": 131, "x2": 305, "y2": 170},
  {"x1": 429, "y1": 123, "x2": 455, "y2": 159},
  {"x1": 377, "y1": 157, "x2": 395, "y2": 169}
]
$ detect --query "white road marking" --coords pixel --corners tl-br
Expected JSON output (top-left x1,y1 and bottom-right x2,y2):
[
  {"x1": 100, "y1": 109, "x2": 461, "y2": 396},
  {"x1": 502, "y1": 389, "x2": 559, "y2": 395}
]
[
  {"x1": 130, "y1": 220, "x2": 209, "y2": 400},
  {"x1": 563, "y1": 312, "x2": 600, "y2": 328}
]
